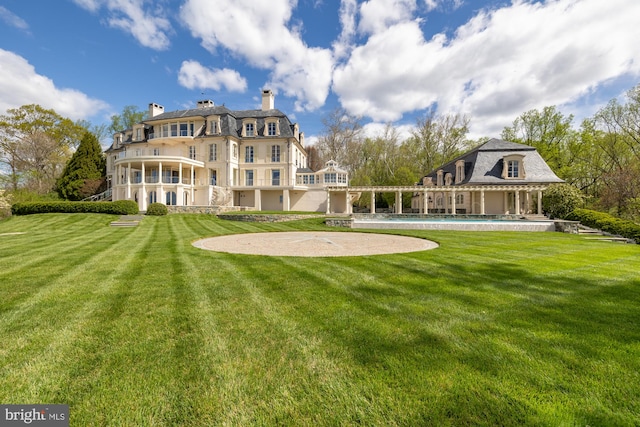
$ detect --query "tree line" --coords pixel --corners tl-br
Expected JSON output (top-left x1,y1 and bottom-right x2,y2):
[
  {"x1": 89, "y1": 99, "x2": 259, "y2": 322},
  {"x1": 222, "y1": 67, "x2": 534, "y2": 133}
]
[
  {"x1": 1, "y1": 84, "x2": 639, "y2": 221},
  {"x1": 313, "y1": 84, "x2": 640, "y2": 219}
]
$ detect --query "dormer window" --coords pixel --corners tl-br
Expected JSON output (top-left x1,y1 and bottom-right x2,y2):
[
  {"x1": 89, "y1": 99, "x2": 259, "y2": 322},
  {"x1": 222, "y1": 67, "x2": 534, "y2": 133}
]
[
  {"x1": 455, "y1": 160, "x2": 465, "y2": 183},
  {"x1": 265, "y1": 118, "x2": 280, "y2": 136},
  {"x1": 242, "y1": 119, "x2": 258, "y2": 137},
  {"x1": 436, "y1": 170, "x2": 444, "y2": 186},
  {"x1": 502, "y1": 154, "x2": 526, "y2": 179},
  {"x1": 445, "y1": 173, "x2": 453, "y2": 186},
  {"x1": 209, "y1": 116, "x2": 220, "y2": 135}
]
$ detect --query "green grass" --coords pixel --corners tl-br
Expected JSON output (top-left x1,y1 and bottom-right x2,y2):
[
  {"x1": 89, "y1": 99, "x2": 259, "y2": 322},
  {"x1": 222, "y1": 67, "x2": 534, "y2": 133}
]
[{"x1": 1, "y1": 213, "x2": 639, "y2": 426}]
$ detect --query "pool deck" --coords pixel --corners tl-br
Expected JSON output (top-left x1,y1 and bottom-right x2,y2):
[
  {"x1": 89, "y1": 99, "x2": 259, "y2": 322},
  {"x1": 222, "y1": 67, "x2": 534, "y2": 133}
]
[
  {"x1": 351, "y1": 218, "x2": 557, "y2": 231},
  {"x1": 341, "y1": 214, "x2": 565, "y2": 232}
]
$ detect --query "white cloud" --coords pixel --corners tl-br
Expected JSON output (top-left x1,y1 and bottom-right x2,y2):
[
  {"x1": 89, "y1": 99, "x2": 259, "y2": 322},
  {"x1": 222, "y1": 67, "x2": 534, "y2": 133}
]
[
  {"x1": 177, "y1": 60, "x2": 248, "y2": 93},
  {"x1": 333, "y1": 0, "x2": 358, "y2": 60},
  {"x1": 333, "y1": 0, "x2": 640, "y2": 138},
  {"x1": 0, "y1": 49, "x2": 108, "y2": 120},
  {"x1": 358, "y1": 0, "x2": 417, "y2": 35},
  {"x1": 73, "y1": 0, "x2": 172, "y2": 50},
  {"x1": 0, "y1": 6, "x2": 29, "y2": 31},
  {"x1": 180, "y1": 0, "x2": 334, "y2": 111}
]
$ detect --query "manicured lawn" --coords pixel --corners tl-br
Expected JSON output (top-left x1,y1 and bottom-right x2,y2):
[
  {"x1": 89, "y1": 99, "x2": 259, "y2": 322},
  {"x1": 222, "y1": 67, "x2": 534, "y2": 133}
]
[{"x1": 1, "y1": 213, "x2": 639, "y2": 426}]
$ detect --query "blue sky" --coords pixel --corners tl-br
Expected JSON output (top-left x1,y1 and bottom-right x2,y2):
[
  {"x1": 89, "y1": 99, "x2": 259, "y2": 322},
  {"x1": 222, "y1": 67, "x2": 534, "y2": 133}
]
[{"x1": 1, "y1": 0, "x2": 639, "y2": 146}]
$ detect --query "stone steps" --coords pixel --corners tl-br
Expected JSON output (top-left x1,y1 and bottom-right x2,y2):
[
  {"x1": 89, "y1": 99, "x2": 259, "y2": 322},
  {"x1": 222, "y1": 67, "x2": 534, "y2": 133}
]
[{"x1": 110, "y1": 215, "x2": 143, "y2": 227}]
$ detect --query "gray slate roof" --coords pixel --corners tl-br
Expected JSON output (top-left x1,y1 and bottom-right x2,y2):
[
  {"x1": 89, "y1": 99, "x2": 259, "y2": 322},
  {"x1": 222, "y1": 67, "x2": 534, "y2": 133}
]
[
  {"x1": 143, "y1": 106, "x2": 296, "y2": 139},
  {"x1": 423, "y1": 138, "x2": 564, "y2": 186}
]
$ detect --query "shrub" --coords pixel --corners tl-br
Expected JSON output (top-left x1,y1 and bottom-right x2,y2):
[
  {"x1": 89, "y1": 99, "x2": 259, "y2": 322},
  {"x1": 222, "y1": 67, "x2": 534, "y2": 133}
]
[
  {"x1": 566, "y1": 208, "x2": 640, "y2": 242},
  {"x1": 543, "y1": 183, "x2": 585, "y2": 219},
  {"x1": 11, "y1": 200, "x2": 139, "y2": 216},
  {"x1": 146, "y1": 203, "x2": 168, "y2": 216}
]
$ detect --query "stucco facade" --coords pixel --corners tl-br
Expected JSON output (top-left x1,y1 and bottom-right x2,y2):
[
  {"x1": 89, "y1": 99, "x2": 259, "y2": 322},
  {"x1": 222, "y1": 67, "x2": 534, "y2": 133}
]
[{"x1": 105, "y1": 90, "x2": 349, "y2": 212}]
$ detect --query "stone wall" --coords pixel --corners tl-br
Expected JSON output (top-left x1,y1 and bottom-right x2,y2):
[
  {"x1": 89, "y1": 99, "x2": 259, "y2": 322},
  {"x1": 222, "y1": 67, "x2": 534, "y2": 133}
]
[
  {"x1": 167, "y1": 206, "x2": 249, "y2": 214},
  {"x1": 217, "y1": 214, "x2": 322, "y2": 223},
  {"x1": 325, "y1": 218, "x2": 353, "y2": 228}
]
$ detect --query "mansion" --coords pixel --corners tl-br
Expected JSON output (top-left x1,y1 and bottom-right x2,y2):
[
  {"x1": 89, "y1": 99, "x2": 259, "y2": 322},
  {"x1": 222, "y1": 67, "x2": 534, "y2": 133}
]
[
  {"x1": 106, "y1": 90, "x2": 563, "y2": 217},
  {"x1": 106, "y1": 90, "x2": 349, "y2": 213}
]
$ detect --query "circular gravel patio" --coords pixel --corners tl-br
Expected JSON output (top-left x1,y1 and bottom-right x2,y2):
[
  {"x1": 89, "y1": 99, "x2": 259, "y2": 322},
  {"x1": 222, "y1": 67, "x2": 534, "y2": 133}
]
[{"x1": 192, "y1": 231, "x2": 438, "y2": 257}]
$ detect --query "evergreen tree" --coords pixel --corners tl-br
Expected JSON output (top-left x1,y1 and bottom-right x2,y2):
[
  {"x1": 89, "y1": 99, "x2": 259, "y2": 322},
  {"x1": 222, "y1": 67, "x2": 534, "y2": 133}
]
[{"x1": 56, "y1": 132, "x2": 106, "y2": 200}]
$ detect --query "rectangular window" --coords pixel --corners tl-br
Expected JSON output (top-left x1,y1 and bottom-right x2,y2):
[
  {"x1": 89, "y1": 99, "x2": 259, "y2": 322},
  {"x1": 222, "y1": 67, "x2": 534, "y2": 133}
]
[
  {"x1": 209, "y1": 144, "x2": 217, "y2": 161},
  {"x1": 324, "y1": 173, "x2": 337, "y2": 184},
  {"x1": 508, "y1": 160, "x2": 519, "y2": 178},
  {"x1": 210, "y1": 120, "x2": 218, "y2": 134},
  {"x1": 271, "y1": 145, "x2": 280, "y2": 162},
  {"x1": 161, "y1": 124, "x2": 169, "y2": 138},
  {"x1": 189, "y1": 146, "x2": 196, "y2": 160},
  {"x1": 246, "y1": 123, "x2": 254, "y2": 137},
  {"x1": 180, "y1": 123, "x2": 188, "y2": 136},
  {"x1": 245, "y1": 146, "x2": 254, "y2": 163},
  {"x1": 268, "y1": 122, "x2": 277, "y2": 136},
  {"x1": 246, "y1": 170, "x2": 254, "y2": 186},
  {"x1": 210, "y1": 169, "x2": 217, "y2": 186},
  {"x1": 136, "y1": 128, "x2": 142, "y2": 140},
  {"x1": 153, "y1": 148, "x2": 160, "y2": 156},
  {"x1": 171, "y1": 123, "x2": 178, "y2": 137},
  {"x1": 271, "y1": 170, "x2": 280, "y2": 186}
]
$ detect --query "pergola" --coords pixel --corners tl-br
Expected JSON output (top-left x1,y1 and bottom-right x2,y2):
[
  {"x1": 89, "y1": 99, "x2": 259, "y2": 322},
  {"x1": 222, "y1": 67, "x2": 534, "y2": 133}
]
[{"x1": 325, "y1": 184, "x2": 550, "y2": 215}]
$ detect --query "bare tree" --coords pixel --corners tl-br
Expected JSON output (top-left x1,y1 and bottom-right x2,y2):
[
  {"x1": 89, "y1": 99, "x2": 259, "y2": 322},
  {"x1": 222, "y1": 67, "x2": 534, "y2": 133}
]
[
  {"x1": 315, "y1": 108, "x2": 363, "y2": 174},
  {"x1": 404, "y1": 111, "x2": 470, "y2": 175}
]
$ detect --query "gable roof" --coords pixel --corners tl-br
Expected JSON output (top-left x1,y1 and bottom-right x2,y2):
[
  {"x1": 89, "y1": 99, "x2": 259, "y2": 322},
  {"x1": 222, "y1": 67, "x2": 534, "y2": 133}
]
[{"x1": 423, "y1": 138, "x2": 563, "y2": 186}]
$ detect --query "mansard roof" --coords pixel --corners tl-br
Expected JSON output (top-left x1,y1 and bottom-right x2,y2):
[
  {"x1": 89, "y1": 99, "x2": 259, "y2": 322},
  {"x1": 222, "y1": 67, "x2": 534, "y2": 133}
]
[
  {"x1": 422, "y1": 138, "x2": 564, "y2": 185},
  {"x1": 142, "y1": 106, "x2": 296, "y2": 138}
]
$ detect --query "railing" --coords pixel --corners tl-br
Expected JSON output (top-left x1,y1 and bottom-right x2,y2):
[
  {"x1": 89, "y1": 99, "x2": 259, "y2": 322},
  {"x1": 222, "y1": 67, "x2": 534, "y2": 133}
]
[
  {"x1": 82, "y1": 188, "x2": 112, "y2": 202},
  {"x1": 148, "y1": 130, "x2": 194, "y2": 139},
  {"x1": 115, "y1": 148, "x2": 204, "y2": 163}
]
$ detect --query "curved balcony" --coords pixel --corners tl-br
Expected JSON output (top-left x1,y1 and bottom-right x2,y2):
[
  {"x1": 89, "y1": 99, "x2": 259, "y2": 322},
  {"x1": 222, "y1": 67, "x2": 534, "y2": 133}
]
[{"x1": 114, "y1": 147, "x2": 204, "y2": 168}]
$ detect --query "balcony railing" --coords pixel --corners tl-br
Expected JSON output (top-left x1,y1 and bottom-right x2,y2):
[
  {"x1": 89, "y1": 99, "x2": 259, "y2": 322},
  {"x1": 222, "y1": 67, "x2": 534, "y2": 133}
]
[
  {"x1": 148, "y1": 130, "x2": 194, "y2": 139},
  {"x1": 116, "y1": 148, "x2": 203, "y2": 163}
]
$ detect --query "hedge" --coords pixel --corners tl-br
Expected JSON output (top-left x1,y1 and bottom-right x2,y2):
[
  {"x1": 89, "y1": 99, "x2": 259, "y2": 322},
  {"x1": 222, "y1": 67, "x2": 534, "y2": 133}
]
[
  {"x1": 566, "y1": 208, "x2": 640, "y2": 243},
  {"x1": 11, "y1": 200, "x2": 139, "y2": 216},
  {"x1": 145, "y1": 203, "x2": 168, "y2": 216}
]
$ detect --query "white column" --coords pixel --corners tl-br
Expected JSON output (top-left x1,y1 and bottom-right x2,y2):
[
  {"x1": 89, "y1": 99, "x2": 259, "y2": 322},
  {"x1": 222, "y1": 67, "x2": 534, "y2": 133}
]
[
  {"x1": 345, "y1": 191, "x2": 351, "y2": 214},
  {"x1": 126, "y1": 162, "x2": 131, "y2": 199},
  {"x1": 503, "y1": 192, "x2": 509, "y2": 214},
  {"x1": 538, "y1": 190, "x2": 543, "y2": 215},
  {"x1": 283, "y1": 189, "x2": 290, "y2": 212},
  {"x1": 255, "y1": 189, "x2": 262, "y2": 211},
  {"x1": 370, "y1": 191, "x2": 376, "y2": 214},
  {"x1": 444, "y1": 191, "x2": 448, "y2": 214},
  {"x1": 395, "y1": 191, "x2": 402, "y2": 214},
  {"x1": 480, "y1": 190, "x2": 485, "y2": 215},
  {"x1": 515, "y1": 191, "x2": 520, "y2": 215},
  {"x1": 159, "y1": 161, "x2": 164, "y2": 204},
  {"x1": 141, "y1": 162, "x2": 147, "y2": 211},
  {"x1": 326, "y1": 190, "x2": 331, "y2": 214},
  {"x1": 451, "y1": 190, "x2": 457, "y2": 215},
  {"x1": 190, "y1": 164, "x2": 195, "y2": 206},
  {"x1": 423, "y1": 191, "x2": 429, "y2": 214}
]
